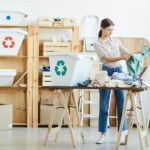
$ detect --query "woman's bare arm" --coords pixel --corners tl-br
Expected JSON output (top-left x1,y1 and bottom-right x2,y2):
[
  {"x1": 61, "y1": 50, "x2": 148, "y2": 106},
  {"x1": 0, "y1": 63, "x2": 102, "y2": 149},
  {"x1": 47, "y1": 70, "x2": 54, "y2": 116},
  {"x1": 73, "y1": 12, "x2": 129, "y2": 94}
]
[{"x1": 101, "y1": 53, "x2": 131, "y2": 63}]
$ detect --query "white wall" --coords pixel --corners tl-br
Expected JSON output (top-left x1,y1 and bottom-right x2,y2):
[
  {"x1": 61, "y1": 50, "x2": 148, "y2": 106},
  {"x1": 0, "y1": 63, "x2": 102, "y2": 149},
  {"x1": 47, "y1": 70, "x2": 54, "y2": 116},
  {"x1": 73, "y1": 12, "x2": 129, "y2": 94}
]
[{"x1": 0, "y1": 0, "x2": 150, "y2": 40}]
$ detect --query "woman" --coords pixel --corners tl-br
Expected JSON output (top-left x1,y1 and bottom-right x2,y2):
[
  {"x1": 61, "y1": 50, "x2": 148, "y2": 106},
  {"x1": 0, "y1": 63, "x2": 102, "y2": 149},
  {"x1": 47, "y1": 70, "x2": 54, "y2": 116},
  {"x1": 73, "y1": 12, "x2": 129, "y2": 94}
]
[{"x1": 94, "y1": 18, "x2": 131, "y2": 144}]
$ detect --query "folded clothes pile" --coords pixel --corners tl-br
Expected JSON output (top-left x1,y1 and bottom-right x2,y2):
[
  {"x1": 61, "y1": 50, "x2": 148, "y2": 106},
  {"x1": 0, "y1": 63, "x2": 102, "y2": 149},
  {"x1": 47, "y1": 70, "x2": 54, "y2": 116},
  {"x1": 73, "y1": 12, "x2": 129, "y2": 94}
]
[
  {"x1": 77, "y1": 71, "x2": 146, "y2": 88},
  {"x1": 111, "y1": 72, "x2": 143, "y2": 86}
]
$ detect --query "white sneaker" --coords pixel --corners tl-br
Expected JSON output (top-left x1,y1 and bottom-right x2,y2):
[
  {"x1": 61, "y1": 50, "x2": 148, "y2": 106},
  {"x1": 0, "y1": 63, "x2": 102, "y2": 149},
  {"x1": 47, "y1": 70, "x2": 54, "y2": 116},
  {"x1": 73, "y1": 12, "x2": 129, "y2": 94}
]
[
  {"x1": 96, "y1": 134, "x2": 106, "y2": 144},
  {"x1": 120, "y1": 130, "x2": 128, "y2": 145},
  {"x1": 120, "y1": 135, "x2": 125, "y2": 145}
]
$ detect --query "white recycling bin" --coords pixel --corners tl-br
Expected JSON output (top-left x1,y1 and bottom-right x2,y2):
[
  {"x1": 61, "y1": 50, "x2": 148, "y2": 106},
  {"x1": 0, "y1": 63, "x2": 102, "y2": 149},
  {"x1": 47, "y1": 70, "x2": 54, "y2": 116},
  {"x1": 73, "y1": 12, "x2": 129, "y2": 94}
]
[
  {"x1": 0, "y1": 10, "x2": 28, "y2": 25},
  {"x1": 49, "y1": 53, "x2": 95, "y2": 86},
  {"x1": 0, "y1": 29, "x2": 27, "y2": 55},
  {"x1": 0, "y1": 69, "x2": 16, "y2": 86}
]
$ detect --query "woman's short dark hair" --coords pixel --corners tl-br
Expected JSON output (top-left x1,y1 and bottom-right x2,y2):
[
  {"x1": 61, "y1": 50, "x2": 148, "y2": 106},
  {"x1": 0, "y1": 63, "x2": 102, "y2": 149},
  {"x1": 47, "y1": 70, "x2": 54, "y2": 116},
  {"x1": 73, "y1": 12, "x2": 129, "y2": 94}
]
[{"x1": 98, "y1": 18, "x2": 114, "y2": 38}]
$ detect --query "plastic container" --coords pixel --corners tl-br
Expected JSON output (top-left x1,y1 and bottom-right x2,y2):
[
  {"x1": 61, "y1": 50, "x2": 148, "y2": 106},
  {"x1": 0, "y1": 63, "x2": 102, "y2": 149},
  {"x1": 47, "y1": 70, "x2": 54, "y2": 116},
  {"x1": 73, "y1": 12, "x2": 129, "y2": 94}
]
[
  {"x1": 0, "y1": 29, "x2": 27, "y2": 55},
  {"x1": 49, "y1": 53, "x2": 95, "y2": 86},
  {"x1": 0, "y1": 10, "x2": 28, "y2": 25},
  {"x1": 0, "y1": 69, "x2": 16, "y2": 86}
]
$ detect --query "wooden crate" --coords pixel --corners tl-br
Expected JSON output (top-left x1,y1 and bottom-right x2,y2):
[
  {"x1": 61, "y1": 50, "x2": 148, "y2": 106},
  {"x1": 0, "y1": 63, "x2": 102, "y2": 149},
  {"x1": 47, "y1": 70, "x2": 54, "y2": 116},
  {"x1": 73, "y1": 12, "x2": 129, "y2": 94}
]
[
  {"x1": 42, "y1": 72, "x2": 52, "y2": 86},
  {"x1": 53, "y1": 21, "x2": 63, "y2": 27},
  {"x1": 43, "y1": 41, "x2": 71, "y2": 56},
  {"x1": 63, "y1": 18, "x2": 76, "y2": 27},
  {"x1": 38, "y1": 17, "x2": 53, "y2": 27}
]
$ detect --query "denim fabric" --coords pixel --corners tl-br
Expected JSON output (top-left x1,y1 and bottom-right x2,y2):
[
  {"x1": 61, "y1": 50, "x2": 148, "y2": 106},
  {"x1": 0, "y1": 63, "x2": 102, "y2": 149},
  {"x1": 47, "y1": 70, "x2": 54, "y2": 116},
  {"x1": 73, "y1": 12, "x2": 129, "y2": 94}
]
[{"x1": 98, "y1": 65, "x2": 128, "y2": 133}]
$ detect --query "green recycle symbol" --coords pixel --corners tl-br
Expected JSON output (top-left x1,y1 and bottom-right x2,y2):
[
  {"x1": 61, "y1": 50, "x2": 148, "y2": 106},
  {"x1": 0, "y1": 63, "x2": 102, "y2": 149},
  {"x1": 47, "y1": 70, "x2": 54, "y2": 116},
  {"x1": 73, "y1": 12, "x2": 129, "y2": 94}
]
[{"x1": 55, "y1": 60, "x2": 67, "y2": 76}]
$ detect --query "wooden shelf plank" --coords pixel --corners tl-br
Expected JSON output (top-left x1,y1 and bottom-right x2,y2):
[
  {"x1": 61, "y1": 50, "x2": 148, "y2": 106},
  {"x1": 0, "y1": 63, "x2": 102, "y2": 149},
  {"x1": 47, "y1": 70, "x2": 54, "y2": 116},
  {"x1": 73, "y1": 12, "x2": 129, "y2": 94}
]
[
  {"x1": 13, "y1": 123, "x2": 27, "y2": 126},
  {"x1": 39, "y1": 26, "x2": 75, "y2": 29},
  {"x1": 0, "y1": 55, "x2": 27, "y2": 58},
  {"x1": 39, "y1": 56, "x2": 49, "y2": 58},
  {"x1": 0, "y1": 86, "x2": 27, "y2": 89},
  {"x1": 0, "y1": 25, "x2": 28, "y2": 28}
]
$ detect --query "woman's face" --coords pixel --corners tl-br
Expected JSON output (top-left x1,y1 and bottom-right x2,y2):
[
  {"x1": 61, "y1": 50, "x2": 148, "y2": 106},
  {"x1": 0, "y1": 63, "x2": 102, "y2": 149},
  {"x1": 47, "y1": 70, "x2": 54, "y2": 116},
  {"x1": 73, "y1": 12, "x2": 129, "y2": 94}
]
[{"x1": 102, "y1": 25, "x2": 114, "y2": 37}]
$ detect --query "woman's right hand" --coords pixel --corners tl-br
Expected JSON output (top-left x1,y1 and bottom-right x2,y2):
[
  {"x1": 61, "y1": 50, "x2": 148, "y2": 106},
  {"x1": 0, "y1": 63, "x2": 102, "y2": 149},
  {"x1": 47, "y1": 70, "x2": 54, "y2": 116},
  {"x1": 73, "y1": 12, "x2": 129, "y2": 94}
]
[{"x1": 122, "y1": 53, "x2": 131, "y2": 60}]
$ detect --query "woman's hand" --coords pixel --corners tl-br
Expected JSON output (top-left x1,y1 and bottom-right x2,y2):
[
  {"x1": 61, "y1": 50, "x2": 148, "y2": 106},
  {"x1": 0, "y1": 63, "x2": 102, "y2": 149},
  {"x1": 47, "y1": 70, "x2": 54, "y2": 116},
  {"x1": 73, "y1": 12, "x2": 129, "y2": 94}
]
[{"x1": 122, "y1": 53, "x2": 131, "y2": 60}]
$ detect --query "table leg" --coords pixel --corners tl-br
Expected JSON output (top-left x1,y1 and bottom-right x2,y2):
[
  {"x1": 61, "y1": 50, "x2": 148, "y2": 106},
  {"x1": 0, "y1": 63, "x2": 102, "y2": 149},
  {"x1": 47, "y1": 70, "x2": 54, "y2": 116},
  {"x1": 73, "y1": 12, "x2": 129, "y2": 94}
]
[
  {"x1": 54, "y1": 108, "x2": 65, "y2": 143},
  {"x1": 62, "y1": 91, "x2": 76, "y2": 147},
  {"x1": 125, "y1": 92, "x2": 133, "y2": 144},
  {"x1": 71, "y1": 91, "x2": 85, "y2": 144},
  {"x1": 131, "y1": 92, "x2": 145, "y2": 150},
  {"x1": 116, "y1": 92, "x2": 129, "y2": 149},
  {"x1": 137, "y1": 93, "x2": 149, "y2": 146},
  {"x1": 44, "y1": 105, "x2": 56, "y2": 145}
]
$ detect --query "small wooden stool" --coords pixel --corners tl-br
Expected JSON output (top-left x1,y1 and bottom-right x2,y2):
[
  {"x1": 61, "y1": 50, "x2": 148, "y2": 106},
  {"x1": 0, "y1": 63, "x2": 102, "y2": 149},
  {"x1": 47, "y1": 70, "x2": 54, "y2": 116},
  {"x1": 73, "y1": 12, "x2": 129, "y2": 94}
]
[
  {"x1": 116, "y1": 90, "x2": 149, "y2": 150},
  {"x1": 44, "y1": 89, "x2": 85, "y2": 147}
]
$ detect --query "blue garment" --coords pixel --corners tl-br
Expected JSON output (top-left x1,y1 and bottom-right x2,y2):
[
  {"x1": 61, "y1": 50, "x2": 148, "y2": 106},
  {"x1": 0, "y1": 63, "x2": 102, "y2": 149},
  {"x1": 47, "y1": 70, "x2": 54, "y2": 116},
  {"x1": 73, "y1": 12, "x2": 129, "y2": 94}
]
[
  {"x1": 98, "y1": 65, "x2": 128, "y2": 132},
  {"x1": 126, "y1": 53, "x2": 144, "y2": 76},
  {"x1": 126, "y1": 45, "x2": 150, "y2": 76}
]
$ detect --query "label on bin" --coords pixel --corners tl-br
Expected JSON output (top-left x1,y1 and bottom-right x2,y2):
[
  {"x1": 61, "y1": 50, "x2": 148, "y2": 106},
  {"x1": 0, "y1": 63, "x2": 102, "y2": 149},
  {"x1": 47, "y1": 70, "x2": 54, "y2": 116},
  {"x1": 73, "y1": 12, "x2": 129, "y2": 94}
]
[
  {"x1": 2, "y1": 36, "x2": 15, "y2": 48},
  {"x1": 54, "y1": 60, "x2": 67, "y2": 76}
]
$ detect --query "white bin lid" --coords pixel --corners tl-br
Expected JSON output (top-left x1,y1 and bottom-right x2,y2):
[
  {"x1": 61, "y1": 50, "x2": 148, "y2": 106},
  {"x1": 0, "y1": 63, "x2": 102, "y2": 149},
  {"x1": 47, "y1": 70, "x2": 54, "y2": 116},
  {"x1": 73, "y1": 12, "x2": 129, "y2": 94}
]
[
  {"x1": 0, "y1": 10, "x2": 28, "y2": 17},
  {"x1": 0, "y1": 28, "x2": 27, "y2": 35},
  {"x1": 0, "y1": 69, "x2": 16, "y2": 76},
  {"x1": 48, "y1": 52, "x2": 96, "y2": 61}
]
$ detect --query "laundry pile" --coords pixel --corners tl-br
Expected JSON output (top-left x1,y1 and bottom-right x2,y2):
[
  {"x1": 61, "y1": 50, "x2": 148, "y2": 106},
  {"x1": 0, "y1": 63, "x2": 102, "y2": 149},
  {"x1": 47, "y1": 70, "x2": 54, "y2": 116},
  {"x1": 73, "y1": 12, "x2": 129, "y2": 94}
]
[
  {"x1": 111, "y1": 72, "x2": 143, "y2": 87},
  {"x1": 77, "y1": 45, "x2": 150, "y2": 88},
  {"x1": 78, "y1": 72, "x2": 146, "y2": 88}
]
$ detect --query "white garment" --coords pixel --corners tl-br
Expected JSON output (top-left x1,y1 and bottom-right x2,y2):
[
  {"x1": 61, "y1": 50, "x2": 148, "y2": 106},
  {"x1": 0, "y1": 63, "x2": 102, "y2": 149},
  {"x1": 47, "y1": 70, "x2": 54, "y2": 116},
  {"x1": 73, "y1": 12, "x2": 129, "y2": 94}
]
[{"x1": 94, "y1": 37, "x2": 128, "y2": 68}]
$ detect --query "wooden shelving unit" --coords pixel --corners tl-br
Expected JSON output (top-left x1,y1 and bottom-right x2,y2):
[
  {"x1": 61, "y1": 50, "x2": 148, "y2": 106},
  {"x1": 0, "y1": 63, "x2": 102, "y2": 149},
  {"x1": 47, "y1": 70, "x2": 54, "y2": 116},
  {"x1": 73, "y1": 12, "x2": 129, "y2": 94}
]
[
  {"x1": 0, "y1": 25, "x2": 34, "y2": 127},
  {"x1": 1, "y1": 24, "x2": 149, "y2": 129},
  {"x1": 32, "y1": 25, "x2": 80, "y2": 127}
]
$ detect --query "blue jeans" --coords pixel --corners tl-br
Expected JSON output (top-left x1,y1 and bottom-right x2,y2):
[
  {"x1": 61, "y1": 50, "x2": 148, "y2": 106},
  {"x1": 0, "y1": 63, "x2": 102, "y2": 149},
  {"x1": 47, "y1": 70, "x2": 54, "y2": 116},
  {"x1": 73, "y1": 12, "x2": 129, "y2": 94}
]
[{"x1": 98, "y1": 65, "x2": 128, "y2": 133}]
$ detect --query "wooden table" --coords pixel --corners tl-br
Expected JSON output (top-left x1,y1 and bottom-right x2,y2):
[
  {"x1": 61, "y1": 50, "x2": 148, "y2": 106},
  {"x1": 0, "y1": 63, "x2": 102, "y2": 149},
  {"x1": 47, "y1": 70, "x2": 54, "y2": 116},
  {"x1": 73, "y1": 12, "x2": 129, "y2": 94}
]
[{"x1": 44, "y1": 85, "x2": 149, "y2": 149}]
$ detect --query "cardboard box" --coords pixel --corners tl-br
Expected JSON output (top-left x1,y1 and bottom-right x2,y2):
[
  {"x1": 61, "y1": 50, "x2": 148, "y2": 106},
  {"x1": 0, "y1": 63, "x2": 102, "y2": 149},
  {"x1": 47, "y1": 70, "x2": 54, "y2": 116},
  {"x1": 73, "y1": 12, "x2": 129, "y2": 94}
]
[
  {"x1": 0, "y1": 104, "x2": 13, "y2": 130},
  {"x1": 40, "y1": 104, "x2": 64, "y2": 125}
]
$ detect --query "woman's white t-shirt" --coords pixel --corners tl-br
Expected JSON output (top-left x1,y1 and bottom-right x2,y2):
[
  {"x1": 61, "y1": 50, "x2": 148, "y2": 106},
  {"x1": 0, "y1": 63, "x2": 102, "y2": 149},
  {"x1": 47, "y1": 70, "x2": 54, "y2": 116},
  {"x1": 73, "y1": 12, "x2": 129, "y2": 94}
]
[{"x1": 94, "y1": 37, "x2": 128, "y2": 68}]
